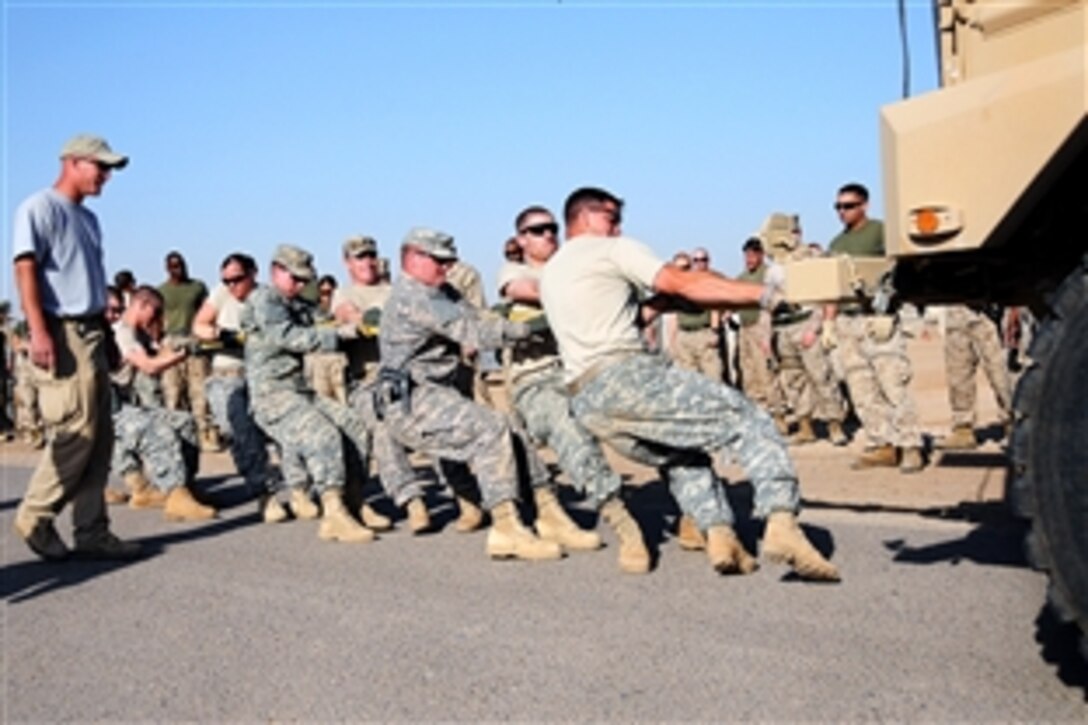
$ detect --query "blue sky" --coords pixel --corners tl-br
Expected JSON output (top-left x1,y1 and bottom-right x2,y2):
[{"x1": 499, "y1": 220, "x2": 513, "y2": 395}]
[{"x1": 2, "y1": 0, "x2": 938, "y2": 307}]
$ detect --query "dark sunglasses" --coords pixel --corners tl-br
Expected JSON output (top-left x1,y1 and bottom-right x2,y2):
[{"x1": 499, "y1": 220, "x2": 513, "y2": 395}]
[
  {"x1": 692, "y1": 256, "x2": 709, "y2": 263},
  {"x1": 834, "y1": 201, "x2": 862, "y2": 211},
  {"x1": 352, "y1": 251, "x2": 378, "y2": 260},
  {"x1": 520, "y1": 222, "x2": 559, "y2": 237},
  {"x1": 107, "y1": 305, "x2": 124, "y2": 314},
  {"x1": 223, "y1": 275, "x2": 248, "y2": 286}
]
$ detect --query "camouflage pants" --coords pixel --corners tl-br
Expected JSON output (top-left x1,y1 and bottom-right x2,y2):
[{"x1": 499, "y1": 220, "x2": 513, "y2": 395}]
[
  {"x1": 112, "y1": 404, "x2": 198, "y2": 492},
  {"x1": 13, "y1": 353, "x2": 42, "y2": 439},
  {"x1": 737, "y1": 324, "x2": 780, "y2": 412},
  {"x1": 253, "y1": 388, "x2": 371, "y2": 494},
  {"x1": 382, "y1": 382, "x2": 546, "y2": 510},
  {"x1": 161, "y1": 341, "x2": 212, "y2": 435},
  {"x1": 944, "y1": 306, "x2": 1011, "y2": 427},
  {"x1": 570, "y1": 354, "x2": 799, "y2": 530},
  {"x1": 774, "y1": 319, "x2": 845, "y2": 423},
  {"x1": 513, "y1": 368, "x2": 622, "y2": 507},
  {"x1": 306, "y1": 351, "x2": 348, "y2": 404},
  {"x1": 206, "y1": 374, "x2": 279, "y2": 494},
  {"x1": 835, "y1": 314, "x2": 922, "y2": 448},
  {"x1": 672, "y1": 327, "x2": 724, "y2": 383},
  {"x1": 348, "y1": 383, "x2": 425, "y2": 507}
]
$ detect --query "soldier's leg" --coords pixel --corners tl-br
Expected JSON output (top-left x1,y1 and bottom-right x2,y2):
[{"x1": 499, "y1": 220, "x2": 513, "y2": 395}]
[
  {"x1": 971, "y1": 317, "x2": 1012, "y2": 421},
  {"x1": 835, "y1": 315, "x2": 894, "y2": 448},
  {"x1": 868, "y1": 324, "x2": 923, "y2": 450},
  {"x1": 14, "y1": 355, "x2": 43, "y2": 445},
  {"x1": 160, "y1": 408, "x2": 200, "y2": 482},
  {"x1": 944, "y1": 321, "x2": 978, "y2": 429},
  {"x1": 695, "y1": 328, "x2": 724, "y2": 383},
  {"x1": 134, "y1": 409, "x2": 196, "y2": 493},
  {"x1": 160, "y1": 354, "x2": 185, "y2": 411}
]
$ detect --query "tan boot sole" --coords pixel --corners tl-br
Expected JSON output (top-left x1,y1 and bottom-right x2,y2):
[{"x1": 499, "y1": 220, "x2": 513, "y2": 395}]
[
  {"x1": 536, "y1": 518, "x2": 603, "y2": 551},
  {"x1": 486, "y1": 531, "x2": 563, "y2": 561}
]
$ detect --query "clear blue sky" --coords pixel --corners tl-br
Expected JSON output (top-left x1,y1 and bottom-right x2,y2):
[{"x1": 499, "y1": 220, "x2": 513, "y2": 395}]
[{"x1": 2, "y1": 0, "x2": 938, "y2": 308}]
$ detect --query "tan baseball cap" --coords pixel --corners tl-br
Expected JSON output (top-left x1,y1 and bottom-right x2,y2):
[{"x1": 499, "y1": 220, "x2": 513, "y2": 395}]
[
  {"x1": 403, "y1": 227, "x2": 457, "y2": 261},
  {"x1": 343, "y1": 235, "x2": 378, "y2": 258},
  {"x1": 60, "y1": 134, "x2": 129, "y2": 169},
  {"x1": 272, "y1": 244, "x2": 316, "y2": 281}
]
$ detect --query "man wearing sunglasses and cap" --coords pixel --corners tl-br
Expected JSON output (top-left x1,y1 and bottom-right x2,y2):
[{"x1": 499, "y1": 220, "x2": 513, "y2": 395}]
[
  {"x1": 11, "y1": 134, "x2": 141, "y2": 561},
  {"x1": 376, "y1": 227, "x2": 591, "y2": 562},
  {"x1": 240, "y1": 244, "x2": 378, "y2": 543},
  {"x1": 823, "y1": 182, "x2": 924, "y2": 473}
]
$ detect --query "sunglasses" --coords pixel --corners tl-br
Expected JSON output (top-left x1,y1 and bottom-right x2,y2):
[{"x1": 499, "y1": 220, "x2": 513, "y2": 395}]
[
  {"x1": 107, "y1": 305, "x2": 124, "y2": 314},
  {"x1": 692, "y1": 257, "x2": 709, "y2": 263},
  {"x1": 834, "y1": 201, "x2": 862, "y2": 211},
  {"x1": 223, "y1": 275, "x2": 248, "y2": 286},
  {"x1": 520, "y1": 222, "x2": 559, "y2": 237},
  {"x1": 352, "y1": 251, "x2": 378, "y2": 260}
]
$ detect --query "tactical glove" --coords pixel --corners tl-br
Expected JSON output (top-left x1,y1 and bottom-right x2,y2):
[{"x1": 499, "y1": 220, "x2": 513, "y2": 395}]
[{"x1": 866, "y1": 315, "x2": 896, "y2": 343}]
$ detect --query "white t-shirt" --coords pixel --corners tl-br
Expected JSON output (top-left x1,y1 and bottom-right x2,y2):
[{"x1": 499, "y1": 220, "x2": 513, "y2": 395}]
[
  {"x1": 331, "y1": 282, "x2": 391, "y2": 380},
  {"x1": 209, "y1": 283, "x2": 245, "y2": 373},
  {"x1": 540, "y1": 234, "x2": 663, "y2": 383},
  {"x1": 496, "y1": 260, "x2": 562, "y2": 388}
]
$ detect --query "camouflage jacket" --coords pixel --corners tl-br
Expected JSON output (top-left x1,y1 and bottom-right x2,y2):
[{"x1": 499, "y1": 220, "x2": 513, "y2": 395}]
[
  {"x1": 379, "y1": 275, "x2": 525, "y2": 386},
  {"x1": 240, "y1": 285, "x2": 338, "y2": 396}
]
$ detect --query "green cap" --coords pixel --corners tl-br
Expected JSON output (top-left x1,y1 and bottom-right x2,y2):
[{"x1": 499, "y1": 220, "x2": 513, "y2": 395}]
[
  {"x1": 403, "y1": 227, "x2": 457, "y2": 261},
  {"x1": 343, "y1": 235, "x2": 378, "y2": 258},
  {"x1": 272, "y1": 244, "x2": 316, "y2": 281},
  {"x1": 60, "y1": 134, "x2": 128, "y2": 169}
]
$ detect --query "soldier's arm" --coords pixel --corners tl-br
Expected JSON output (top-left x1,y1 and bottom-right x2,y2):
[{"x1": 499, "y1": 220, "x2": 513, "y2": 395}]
[
  {"x1": 192, "y1": 298, "x2": 219, "y2": 340},
  {"x1": 252, "y1": 295, "x2": 337, "y2": 354},
  {"x1": 501, "y1": 277, "x2": 540, "y2": 305},
  {"x1": 423, "y1": 295, "x2": 524, "y2": 351},
  {"x1": 124, "y1": 339, "x2": 188, "y2": 376},
  {"x1": 653, "y1": 264, "x2": 764, "y2": 310}
]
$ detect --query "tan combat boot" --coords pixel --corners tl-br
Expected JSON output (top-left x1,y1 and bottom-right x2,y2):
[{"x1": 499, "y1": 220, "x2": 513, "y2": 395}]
[
  {"x1": 762, "y1": 511, "x2": 840, "y2": 581},
  {"x1": 827, "y1": 420, "x2": 849, "y2": 447},
  {"x1": 938, "y1": 425, "x2": 977, "y2": 451},
  {"x1": 405, "y1": 497, "x2": 431, "y2": 534},
  {"x1": 601, "y1": 497, "x2": 651, "y2": 574},
  {"x1": 705, "y1": 525, "x2": 758, "y2": 575},
  {"x1": 899, "y1": 446, "x2": 925, "y2": 473},
  {"x1": 850, "y1": 444, "x2": 897, "y2": 470},
  {"x1": 199, "y1": 426, "x2": 222, "y2": 453},
  {"x1": 104, "y1": 486, "x2": 129, "y2": 505},
  {"x1": 789, "y1": 416, "x2": 816, "y2": 446},
  {"x1": 163, "y1": 486, "x2": 217, "y2": 522},
  {"x1": 773, "y1": 413, "x2": 790, "y2": 437},
  {"x1": 676, "y1": 514, "x2": 706, "y2": 551},
  {"x1": 533, "y1": 487, "x2": 602, "y2": 551},
  {"x1": 486, "y1": 501, "x2": 563, "y2": 561},
  {"x1": 259, "y1": 494, "x2": 289, "y2": 524},
  {"x1": 126, "y1": 471, "x2": 168, "y2": 509},
  {"x1": 290, "y1": 487, "x2": 320, "y2": 520},
  {"x1": 454, "y1": 495, "x2": 485, "y2": 533},
  {"x1": 317, "y1": 490, "x2": 375, "y2": 543},
  {"x1": 360, "y1": 503, "x2": 393, "y2": 531}
]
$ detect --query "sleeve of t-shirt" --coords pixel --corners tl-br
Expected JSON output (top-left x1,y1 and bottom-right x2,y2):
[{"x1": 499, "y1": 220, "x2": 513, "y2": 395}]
[
  {"x1": 113, "y1": 323, "x2": 142, "y2": 358},
  {"x1": 496, "y1": 261, "x2": 523, "y2": 300},
  {"x1": 11, "y1": 196, "x2": 43, "y2": 261},
  {"x1": 209, "y1": 284, "x2": 231, "y2": 311},
  {"x1": 607, "y1": 237, "x2": 665, "y2": 289}
]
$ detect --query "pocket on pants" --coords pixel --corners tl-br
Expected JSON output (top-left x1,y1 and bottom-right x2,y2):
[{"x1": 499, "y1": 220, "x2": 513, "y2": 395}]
[{"x1": 35, "y1": 371, "x2": 82, "y2": 428}]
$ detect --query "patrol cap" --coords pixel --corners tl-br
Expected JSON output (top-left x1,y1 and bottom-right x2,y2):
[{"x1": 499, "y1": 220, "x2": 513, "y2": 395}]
[
  {"x1": 60, "y1": 134, "x2": 128, "y2": 169},
  {"x1": 343, "y1": 235, "x2": 378, "y2": 258},
  {"x1": 403, "y1": 227, "x2": 457, "y2": 261},
  {"x1": 272, "y1": 244, "x2": 316, "y2": 281}
]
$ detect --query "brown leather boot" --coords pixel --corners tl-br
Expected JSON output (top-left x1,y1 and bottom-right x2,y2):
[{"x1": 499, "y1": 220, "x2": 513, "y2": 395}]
[
  {"x1": 773, "y1": 413, "x2": 790, "y2": 437},
  {"x1": 259, "y1": 494, "x2": 289, "y2": 524},
  {"x1": 104, "y1": 486, "x2": 129, "y2": 505},
  {"x1": 706, "y1": 525, "x2": 758, "y2": 575},
  {"x1": 676, "y1": 514, "x2": 706, "y2": 551},
  {"x1": 454, "y1": 495, "x2": 485, "y2": 533},
  {"x1": 827, "y1": 420, "x2": 848, "y2": 446},
  {"x1": 360, "y1": 503, "x2": 392, "y2": 531},
  {"x1": 405, "y1": 497, "x2": 431, "y2": 534},
  {"x1": 789, "y1": 416, "x2": 816, "y2": 445},
  {"x1": 534, "y1": 488, "x2": 602, "y2": 551},
  {"x1": 486, "y1": 501, "x2": 563, "y2": 561},
  {"x1": 290, "y1": 488, "x2": 320, "y2": 520},
  {"x1": 163, "y1": 486, "x2": 217, "y2": 522},
  {"x1": 938, "y1": 425, "x2": 977, "y2": 451},
  {"x1": 601, "y1": 497, "x2": 651, "y2": 574},
  {"x1": 762, "y1": 511, "x2": 840, "y2": 581},
  {"x1": 126, "y1": 471, "x2": 167, "y2": 509},
  {"x1": 318, "y1": 491, "x2": 375, "y2": 543},
  {"x1": 850, "y1": 444, "x2": 897, "y2": 470}
]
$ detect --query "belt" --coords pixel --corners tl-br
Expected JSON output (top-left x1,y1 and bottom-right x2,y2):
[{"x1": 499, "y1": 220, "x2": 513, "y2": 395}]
[
  {"x1": 565, "y1": 351, "x2": 636, "y2": 397},
  {"x1": 50, "y1": 313, "x2": 106, "y2": 335},
  {"x1": 772, "y1": 309, "x2": 814, "y2": 327}
]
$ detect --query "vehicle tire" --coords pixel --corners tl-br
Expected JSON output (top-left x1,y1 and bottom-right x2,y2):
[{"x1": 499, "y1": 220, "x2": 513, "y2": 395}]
[{"x1": 1009, "y1": 254, "x2": 1088, "y2": 657}]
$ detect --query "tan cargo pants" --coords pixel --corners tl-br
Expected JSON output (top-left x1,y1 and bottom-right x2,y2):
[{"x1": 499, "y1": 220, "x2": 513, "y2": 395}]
[{"x1": 673, "y1": 327, "x2": 724, "y2": 383}]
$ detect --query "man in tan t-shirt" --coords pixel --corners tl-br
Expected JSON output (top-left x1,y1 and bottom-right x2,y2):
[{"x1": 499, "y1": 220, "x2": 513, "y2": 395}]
[{"x1": 540, "y1": 186, "x2": 839, "y2": 581}]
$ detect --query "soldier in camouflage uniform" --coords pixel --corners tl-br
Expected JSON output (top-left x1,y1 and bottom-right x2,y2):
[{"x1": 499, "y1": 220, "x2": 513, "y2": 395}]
[
  {"x1": 540, "y1": 187, "x2": 839, "y2": 581},
  {"x1": 192, "y1": 253, "x2": 285, "y2": 517},
  {"x1": 306, "y1": 274, "x2": 349, "y2": 405},
  {"x1": 378, "y1": 226, "x2": 589, "y2": 562},
  {"x1": 0, "y1": 301, "x2": 14, "y2": 440},
  {"x1": 239, "y1": 244, "x2": 377, "y2": 543},
  {"x1": 938, "y1": 304, "x2": 1011, "y2": 449},
  {"x1": 445, "y1": 257, "x2": 494, "y2": 407},
  {"x1": 10, "y1": 320, "x2": 44, "y2": 448},
  {"x1": 670, "y1": 249, "x2": 725, "y2": 384},
  {"x1": 761, "y1": 214, "x2": 848, "y2": 446},
  {"x1": 823, "y1": 183, "x2": 924, "y2": 473},
  {"x1": 109, "y1": 286, "x2": 215, "y2": 521}
]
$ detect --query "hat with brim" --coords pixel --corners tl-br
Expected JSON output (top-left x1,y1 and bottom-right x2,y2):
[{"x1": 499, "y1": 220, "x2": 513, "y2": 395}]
[
  {"x1": 343, "y1": 235, "x2": 378, "y2": 258},
  {"x1": 403, "y1": 226, "x2": 457, "y2": 261},
  {"x1": 272, "y1": 244, "x2": 316, "y2": 281},
  {"x1": 60, "y1": 134, "x2": 129, "y2": 169}
]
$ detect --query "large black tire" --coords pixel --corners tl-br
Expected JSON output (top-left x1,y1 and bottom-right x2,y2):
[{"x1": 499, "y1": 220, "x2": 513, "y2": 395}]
[{"x1": 1009, "y1": 254, "x2": 1088, "y2": 656}]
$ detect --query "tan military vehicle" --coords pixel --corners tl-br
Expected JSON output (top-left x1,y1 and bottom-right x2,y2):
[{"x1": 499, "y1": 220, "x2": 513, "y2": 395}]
[{"x1": 787, "y1": 0, "x2": 1087, "y2": 652}]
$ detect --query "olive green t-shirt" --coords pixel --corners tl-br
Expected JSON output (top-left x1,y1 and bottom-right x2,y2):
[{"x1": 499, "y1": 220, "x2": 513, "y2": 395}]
[
  {"x1": 676, "y1": 309, "x2": 712, "y2": 331},
  {"x1": 736, "y1": 264, "x2": 767, "y2": 326},
  {"x1": 158, "y1": 279, "x2": 208, "y2": 336},
  {"x1": 829, "y1": 219, "x2": 885, "y2": 258}
]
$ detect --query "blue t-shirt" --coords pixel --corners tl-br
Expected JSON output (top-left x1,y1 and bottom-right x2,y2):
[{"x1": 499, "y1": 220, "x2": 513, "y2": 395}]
[{"x1": 11, "y1": 188, "x2": 108, "y2": 316}]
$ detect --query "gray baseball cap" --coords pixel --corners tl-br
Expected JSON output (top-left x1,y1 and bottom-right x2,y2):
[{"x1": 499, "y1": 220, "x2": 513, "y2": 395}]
[
  {"x1": 272, "y1": 244, "x2": 316, "y2": 281},
  {"x1": 403, "y1": 227, "x2": 457, "y2": 261},
  {"x1": 60, "y1": 134, "x2": 128, "y2": 169},
  {"x1": 343, "y1": 235, "x2": 378, "y2": 258}
]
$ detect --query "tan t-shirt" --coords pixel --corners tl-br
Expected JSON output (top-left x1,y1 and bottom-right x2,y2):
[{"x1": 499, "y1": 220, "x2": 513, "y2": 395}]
[
  {"x1": 209, "y1": 283, "x2": 245, "y2": 373},
  {"x1": 331, "y1": 282, "x2": 392, "y2": 381},
  {"x1": 540, "y1": 234, "x2": 663, "y2": 383},
  {"x1": 496, "y1": 261, "x2": 562, "y2": 388}
]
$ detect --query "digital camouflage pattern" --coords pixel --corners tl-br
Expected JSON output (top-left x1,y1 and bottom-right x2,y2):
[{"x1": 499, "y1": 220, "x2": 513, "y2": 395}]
[
  {"x1": 774, "y1": 316, "x2": 846, "y2": 423},
  {"x1": 943, "y1": 305, "x2": 1011, "y2": 427},
  {"x1": 205, "y1": 374, "x2": 280, "y2": 494},
  {"x1": 570, "y1": 355, "x2": 800, "y2": 530},
  {"x1": 112, "y1": 404, "x2": 198, "y2": 492}
]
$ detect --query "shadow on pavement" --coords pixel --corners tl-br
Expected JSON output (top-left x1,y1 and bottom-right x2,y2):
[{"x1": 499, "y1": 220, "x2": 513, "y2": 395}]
[
  {"x1": 2, "y1": 514, "x2": 257, "y2": 604},
  {"x1": 0, "y1": 497, "x2": 19, "y2": 511},
  {"x1": 1035, "y1": 606, "x2": 1088, "y2": 699},
  {"x1": 934, "y1": 451, "x2": 1010, "y2": 469}
]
